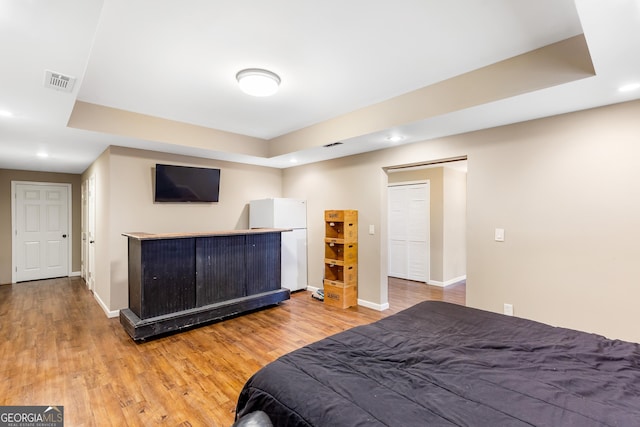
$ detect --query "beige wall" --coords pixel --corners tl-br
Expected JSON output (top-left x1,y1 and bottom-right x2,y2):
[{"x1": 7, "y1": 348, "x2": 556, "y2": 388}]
[
  {"x1": 82, "y1": 146, "x2": 283, "y2": 314},
  {"x1": 285, "y1": 161, "x2": 466, "y2": 300},
  {"x1": 463, "y1": 102, "x2": 640, "y2": 341},
  {"x1": 443, "y1": 168, "x2": 467, "y2": 282},
  {"x1": 78, "y1": 98, "x2": 640, "y2": 342},
  {"x1": 284, "y1": 99, "x2": 640, "y2": 342},
  {"x1": 283, "y1": 152, "x2": 390, "y2": 305},
  {"x1": 82, "y1": 149, "x2": 111, "y2": 310},
  {"x1": 0, "y1": 169, "x2": 82, "y2": 285}
]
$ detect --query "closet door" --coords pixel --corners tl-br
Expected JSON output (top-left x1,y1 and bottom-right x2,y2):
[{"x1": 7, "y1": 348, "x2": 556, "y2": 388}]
[{"x1": 388, "y1": 183, "x2": 430, "y2": 282}]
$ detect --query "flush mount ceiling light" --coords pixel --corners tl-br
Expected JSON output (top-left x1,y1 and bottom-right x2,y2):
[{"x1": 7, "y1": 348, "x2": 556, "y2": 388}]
[{"x1": 236, "y1": 68, "x2": 281, "y2": 97}]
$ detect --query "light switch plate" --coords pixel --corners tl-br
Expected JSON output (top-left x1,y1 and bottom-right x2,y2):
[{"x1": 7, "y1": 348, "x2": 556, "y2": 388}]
[
  {"x1": 495, "y1": 228, "x2": 505, "y2": 242},
  {"x1": 368, "y1": 224, "x2": 375, "y2": 235}
]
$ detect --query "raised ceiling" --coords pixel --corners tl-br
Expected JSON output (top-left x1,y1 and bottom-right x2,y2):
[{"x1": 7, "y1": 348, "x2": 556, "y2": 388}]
[{"x1": 1, "y1": 0, "x2": 640, "y2": 173}]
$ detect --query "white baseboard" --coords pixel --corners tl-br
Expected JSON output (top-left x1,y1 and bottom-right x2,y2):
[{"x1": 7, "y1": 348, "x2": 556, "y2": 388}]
[
  {"x1": 93, "y1": 292, "x2": 120, "y2": 318},
  {"x1": 70, "y1": 271, "x2": 81, "y2": 277},
  {"x1": 307, "y1": 285, "x2": 320, "y2": 293},
  {"x1": 357, "y1": 299, "x2": 389, "y2": 311},
  {"x1": 428, "y1": 275, "x2": 467, "y2": 288},
  {"x1": 307, "y1": 286, "x2": 389, "y2": 311}
]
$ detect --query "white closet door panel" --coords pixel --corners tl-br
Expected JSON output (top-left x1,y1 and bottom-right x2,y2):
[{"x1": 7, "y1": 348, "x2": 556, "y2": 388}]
[
  {"x1": 388, "y1": 240, "x2": 408, "y2": 278},
  {"x1": 388, "y1": 183, "x2": 430, "y2": 282}
]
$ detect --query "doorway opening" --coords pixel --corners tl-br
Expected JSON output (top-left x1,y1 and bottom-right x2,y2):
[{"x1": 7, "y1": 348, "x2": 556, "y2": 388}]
[{"x1": 385, "y1": 158, "x2": 467, "y2": 308}]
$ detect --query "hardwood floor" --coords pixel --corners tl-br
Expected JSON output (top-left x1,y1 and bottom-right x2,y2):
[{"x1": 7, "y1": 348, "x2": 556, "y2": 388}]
[
  {"x1": 387, "y1": 276, "x2": 466, "y2": 314},
  {"x1": 0, "y1": 277, "x2": 464, "y2": 426}
]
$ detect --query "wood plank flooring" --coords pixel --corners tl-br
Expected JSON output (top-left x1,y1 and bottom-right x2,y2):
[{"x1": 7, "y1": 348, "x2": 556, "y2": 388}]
[{"x1": 0, "y1": 277, "x2": 464, "y2": 427}]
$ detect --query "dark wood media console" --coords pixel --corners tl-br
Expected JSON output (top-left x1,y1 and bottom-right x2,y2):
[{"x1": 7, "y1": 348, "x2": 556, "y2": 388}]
[{"x1": 120, "y1": 229, "x2": 291, "y2": 340}]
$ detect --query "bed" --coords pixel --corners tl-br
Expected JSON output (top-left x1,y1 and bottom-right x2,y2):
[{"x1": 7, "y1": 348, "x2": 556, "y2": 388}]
[{"x1": 235, "y1": 301, "x2": 640, "y2": 426}]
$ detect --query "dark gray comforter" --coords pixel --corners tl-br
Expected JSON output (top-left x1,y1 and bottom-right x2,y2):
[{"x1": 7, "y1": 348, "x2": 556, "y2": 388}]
[{"x1": 236, "y1": 301, "x2": 640, "y2": 426}]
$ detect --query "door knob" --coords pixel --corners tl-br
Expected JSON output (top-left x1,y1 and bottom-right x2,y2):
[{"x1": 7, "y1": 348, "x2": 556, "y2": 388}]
[{"x1": 62, "y1": 234, "x2": 67, "y2": 238}]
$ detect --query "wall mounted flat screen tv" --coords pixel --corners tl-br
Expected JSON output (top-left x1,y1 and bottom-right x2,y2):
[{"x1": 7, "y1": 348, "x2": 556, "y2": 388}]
[{"x1": 154, "y1": 164, "x2": 220, "y2": 203}]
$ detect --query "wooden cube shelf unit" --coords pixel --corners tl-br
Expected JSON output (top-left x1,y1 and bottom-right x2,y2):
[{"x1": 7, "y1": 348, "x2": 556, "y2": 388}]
[
  {"x1": 324, "y1": 210, "x2": 358, "y2": 308},
  {"x1": 324, "y1": 282, "x2": 357, "y2": 309},
  {"x1": 324, "y1": 263, "x2": 358, "y2": 286},
  {"x1": 324, "y1": 241, "x2": 358, "y2": 264},
  {"x1": 324, "y1": 210, "x2": 358, "y2": 243}
]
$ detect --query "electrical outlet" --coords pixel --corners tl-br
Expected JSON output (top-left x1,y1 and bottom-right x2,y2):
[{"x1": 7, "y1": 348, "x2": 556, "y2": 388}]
[{"x1": 503, "y1": 303, "x2": 513, "y2": 316}]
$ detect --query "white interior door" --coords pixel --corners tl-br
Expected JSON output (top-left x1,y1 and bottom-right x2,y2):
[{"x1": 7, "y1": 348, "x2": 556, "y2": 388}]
[
  {"x1": 86, "y1": 175, "x2": 96, "y2": 291},
  {"x1": 388, "y1": 183, "x2": 430, "y2": 282},
  {"x1": 13, "y1": 182, "x2": 70, "y2": 282},
  {"x1": 81, "y1": 180, "x2": 86, "y2": 281},
  {"x1": 389, "y1": 188, "x2": 408, "y2": 278}
]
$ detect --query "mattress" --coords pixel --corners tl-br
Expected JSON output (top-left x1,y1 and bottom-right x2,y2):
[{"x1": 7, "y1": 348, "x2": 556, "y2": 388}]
[{"x1": 236, "y1": 301, "x2": 640, "y2": 426}]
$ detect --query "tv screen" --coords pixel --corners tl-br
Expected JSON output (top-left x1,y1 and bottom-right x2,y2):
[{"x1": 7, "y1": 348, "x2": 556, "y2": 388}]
[{"x1": 154, "y1": 164, "x2": 220, "y2": 203}]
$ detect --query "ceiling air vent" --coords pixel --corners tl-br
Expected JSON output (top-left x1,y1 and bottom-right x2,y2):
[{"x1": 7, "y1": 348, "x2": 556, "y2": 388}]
[
  {"x1": 44, "y1": 70, "x2": 76, "y2": 93},
  {"x1": 323, "y1": 142, "x2": 343, "y2": 148}
]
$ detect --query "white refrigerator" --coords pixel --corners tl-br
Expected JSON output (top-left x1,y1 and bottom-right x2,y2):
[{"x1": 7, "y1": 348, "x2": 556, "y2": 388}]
[{"x1": 249, "y1": 198, "x2": 308, "y2": 291}]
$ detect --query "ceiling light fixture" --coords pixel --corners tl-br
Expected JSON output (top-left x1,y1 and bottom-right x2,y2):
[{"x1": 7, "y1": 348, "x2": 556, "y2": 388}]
[
  {"x1": 387, "y1": 135, "x2": 404, "y2": 143},
  {"x1": 37, "y1": 151, "x2": 49, "y2": 158},
  {"x1": 618, "y1": 82, "x2": 640, "y2": 92},
  {"x1": 236, "y1": 68, "x2": 281, "y2": 97}
]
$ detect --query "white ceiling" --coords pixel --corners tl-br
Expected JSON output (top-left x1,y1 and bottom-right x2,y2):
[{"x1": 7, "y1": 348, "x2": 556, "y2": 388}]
[{"x1": 1, "y1": 0, "x2": 640, "y2": 173}]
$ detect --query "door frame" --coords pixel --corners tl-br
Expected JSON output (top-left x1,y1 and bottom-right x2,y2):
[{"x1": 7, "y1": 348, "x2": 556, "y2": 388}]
[{"x1": 11, "y1": 181, "x2": 72, "y2": 284}]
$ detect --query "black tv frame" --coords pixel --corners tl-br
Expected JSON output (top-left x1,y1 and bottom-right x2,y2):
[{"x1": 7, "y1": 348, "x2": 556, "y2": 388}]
[{"x1": 154, "y1": 163, "x2": 220, "y2": 203}]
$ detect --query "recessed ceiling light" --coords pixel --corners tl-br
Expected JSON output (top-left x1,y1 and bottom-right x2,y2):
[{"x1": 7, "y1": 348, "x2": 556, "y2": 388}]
[
  {"x1": 289, "y1": 158, "x2": 298, "y2": 163},
  {"x1": 236, "y1": 68, "x2": 281, "y2": 97},
  {"x1": 387, "y1": 135, "x2": 404, "y2": 143},
  {"x1": 618, "y1": 82, "x2": 640, "y2": 93},
  {"x1": 37, "y1": 151, "x2": 49, "y2": 158},
  {"x1": 0, "y1": 110, "x2": 13, "y2": 117}
]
